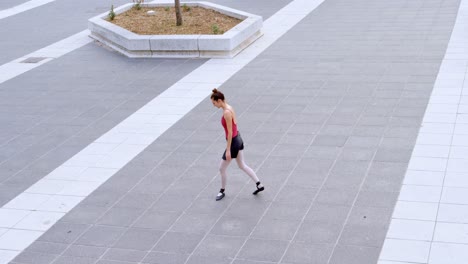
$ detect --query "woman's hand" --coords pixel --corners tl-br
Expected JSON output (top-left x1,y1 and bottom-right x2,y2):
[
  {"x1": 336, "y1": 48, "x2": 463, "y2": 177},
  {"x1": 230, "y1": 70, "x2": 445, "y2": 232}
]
[{"x1": 226, "y1": 150, "x2": 232, "y2": 161}]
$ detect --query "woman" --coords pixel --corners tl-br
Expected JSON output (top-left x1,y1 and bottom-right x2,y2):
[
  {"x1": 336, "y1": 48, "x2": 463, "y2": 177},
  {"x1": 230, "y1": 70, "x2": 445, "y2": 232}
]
[{"x1": 211, "y1": 88, "x2": 264, "y2": 201}]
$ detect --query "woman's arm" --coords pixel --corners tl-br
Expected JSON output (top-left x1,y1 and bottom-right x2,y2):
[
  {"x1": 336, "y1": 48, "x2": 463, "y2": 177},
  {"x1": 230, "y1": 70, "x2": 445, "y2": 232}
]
[{"x1": 224, "y1": 110, "x2": 233, "y2": 161}]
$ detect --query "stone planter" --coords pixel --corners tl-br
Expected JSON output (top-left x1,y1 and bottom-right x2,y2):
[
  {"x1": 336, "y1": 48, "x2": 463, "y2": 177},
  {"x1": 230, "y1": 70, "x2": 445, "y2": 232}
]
[{"x1": 88, "y1": 1, "x2": 263, "y2": 58}]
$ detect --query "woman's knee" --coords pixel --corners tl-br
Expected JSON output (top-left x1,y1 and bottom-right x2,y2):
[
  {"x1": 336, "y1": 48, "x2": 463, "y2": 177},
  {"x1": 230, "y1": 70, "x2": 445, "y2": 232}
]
[
  {"x1": 237, "y1": 161, "x2": 246, "y2": 170},
  {"x1": 219, "y1": 165, "x2": 225, "y2": 173},
  {"x1": 219, "y1": 161, "x2": 229, "y2": 173}
]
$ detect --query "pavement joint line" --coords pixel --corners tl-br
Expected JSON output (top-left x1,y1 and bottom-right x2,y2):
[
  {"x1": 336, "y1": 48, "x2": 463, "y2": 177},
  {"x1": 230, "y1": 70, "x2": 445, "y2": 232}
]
[
  {"x1": 92, "y1": 74, "x2": 279, "y2": 264},
  {"x1": 0, "y1": 0, "x2": 327, "y2": 262},
  {"x1": 226, "y1": 82, "x2": 346, "y2": 263},
  {"x1": 379, "y1": 0, "x2": 468, "y2": 263},
  {"x1": 51, "y1": 109, "x2": 221, "y2": 264},
  {"x1": 0, "y1": 0, "x2": 57, "y2": 20},
  {"x1": 0, "y1": 57, "x2": 175, "y2": 190},
  {"x1": 322, "y1": 49, "x2": 407, "y2": 264},
  {"x1": 181, "y1": 83, "x2": 305, "y2": 264},
  {"x1": 0, "y1": 30, "x2": 92, "y2": 85}
]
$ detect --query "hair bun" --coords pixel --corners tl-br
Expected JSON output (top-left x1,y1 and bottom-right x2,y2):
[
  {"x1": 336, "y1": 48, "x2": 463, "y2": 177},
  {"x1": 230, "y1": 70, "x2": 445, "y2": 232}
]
[{"x1": 212, "y1": 88, "x2": 218, "y2": 93}]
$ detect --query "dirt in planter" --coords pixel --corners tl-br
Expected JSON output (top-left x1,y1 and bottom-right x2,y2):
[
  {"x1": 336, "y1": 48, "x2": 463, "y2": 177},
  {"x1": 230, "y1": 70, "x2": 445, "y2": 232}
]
[{"x1": 108, "y1": 6, "x2": 243, "y2": 35}]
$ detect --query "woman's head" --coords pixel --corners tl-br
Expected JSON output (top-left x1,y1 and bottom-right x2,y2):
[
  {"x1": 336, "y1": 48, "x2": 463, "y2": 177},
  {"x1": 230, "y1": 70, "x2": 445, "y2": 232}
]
[{"x1": 211, "y1": 88, "x2": 225, "y2": 108}]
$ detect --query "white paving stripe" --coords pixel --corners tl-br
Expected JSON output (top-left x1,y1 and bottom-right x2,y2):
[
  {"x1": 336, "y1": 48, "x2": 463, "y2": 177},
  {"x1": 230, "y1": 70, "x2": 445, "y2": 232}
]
[
  {"x1": 0, "y1": 30, "x2": 91, "y2": 85},
  {"x1": 0, "y1": 0, "x2": 57, "y2": 20},
  {"x1": 0, "y1": 0, "x2": 325, "y2": 262},
  {"x1": 379, "y1": 0, "x2": 468, "y2": 263}
]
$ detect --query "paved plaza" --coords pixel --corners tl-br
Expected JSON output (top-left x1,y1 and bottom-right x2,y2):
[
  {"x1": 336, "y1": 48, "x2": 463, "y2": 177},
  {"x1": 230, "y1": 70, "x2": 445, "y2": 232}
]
[{"x1": 1, "y1": 0, "x2": 468, "y2": 263}]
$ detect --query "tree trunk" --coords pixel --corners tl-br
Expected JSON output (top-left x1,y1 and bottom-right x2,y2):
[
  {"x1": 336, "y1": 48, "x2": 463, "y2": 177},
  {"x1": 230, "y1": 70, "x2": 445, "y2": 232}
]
[{"x1": 175, "y1": 0, "x2": 182, "y2": 26}]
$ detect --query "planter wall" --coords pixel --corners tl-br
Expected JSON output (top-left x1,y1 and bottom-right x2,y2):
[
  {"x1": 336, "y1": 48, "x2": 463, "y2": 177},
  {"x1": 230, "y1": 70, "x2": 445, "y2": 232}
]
[{"x1": 88, "y1": 1, "x2": 263, "y2": 58}]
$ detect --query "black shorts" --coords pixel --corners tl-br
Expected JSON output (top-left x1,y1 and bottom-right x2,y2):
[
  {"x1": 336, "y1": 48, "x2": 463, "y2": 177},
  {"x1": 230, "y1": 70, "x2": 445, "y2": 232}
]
[{"x1": 222, "y1": 133, "x2": 244, "y2": 160}]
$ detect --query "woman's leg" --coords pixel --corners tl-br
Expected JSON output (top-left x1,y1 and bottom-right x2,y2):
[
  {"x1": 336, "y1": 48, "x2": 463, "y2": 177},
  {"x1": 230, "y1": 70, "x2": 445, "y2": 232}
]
[
  {"x1": 219, "y1": 159, "x2": 231, "y2": 189},
  {"x1": 236, "y1": 151, "x2": 260, "y2": 183},
  {"x1": 236, "y1": 151, "x2": 264, "y2": 194},
  {"x1": 217, "y1": 159, "x2": 231, "y2": 200}
]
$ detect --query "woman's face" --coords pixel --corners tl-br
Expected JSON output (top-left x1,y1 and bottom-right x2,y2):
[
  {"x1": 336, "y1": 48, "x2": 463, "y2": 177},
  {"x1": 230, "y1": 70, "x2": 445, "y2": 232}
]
[{"x1": 211, "y1": 98, "x2": 222, "y2": 108}]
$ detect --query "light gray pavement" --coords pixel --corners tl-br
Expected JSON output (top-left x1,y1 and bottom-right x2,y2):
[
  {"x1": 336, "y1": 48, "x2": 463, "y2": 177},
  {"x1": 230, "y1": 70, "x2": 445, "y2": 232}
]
[
  {"x1": 0, "y1": 0, "x2": 290, "y2": 64},
  {"x1": 0, "y1": 0, "x2": 31, "y2": 10},
  {"x1": 0, "y1": 0, "x2": 126, "y2": 64},
  {"x1": 0, "y1": 0, "x2": 293, "y2": 206},
  {"x1": 1, "y1": 0, "x2": 464, "y2": 263}
]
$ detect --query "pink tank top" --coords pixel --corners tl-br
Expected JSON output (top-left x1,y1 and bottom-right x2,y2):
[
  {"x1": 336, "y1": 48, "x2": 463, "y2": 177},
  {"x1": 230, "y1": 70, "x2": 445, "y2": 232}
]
[{"x1": 221, "y1": 114, "x2": 238, "y2": 139}]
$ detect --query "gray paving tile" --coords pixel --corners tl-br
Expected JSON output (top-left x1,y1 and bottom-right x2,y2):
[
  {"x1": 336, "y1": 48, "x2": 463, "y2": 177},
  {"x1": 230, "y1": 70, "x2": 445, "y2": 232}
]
[
  {"x1": 374, "y1": 148, "x2": 413, "y2": 162},
  {"x1": 11, "y1": 251, "x2": 57, "y2": 264},
  {"x1": 296, "y1": 113, "x2": 330, "y2": 124},
  {"x1": 186, "y1": 255, "x2": 232, "y2": 264},
  {"x1": 211, "y1": 215, "x2": 259, "y2": 236},
  {"x1": 237, "y1": 238, "x2": 289, "y2": 263},
  {"x1": 279, "y1": 133, "x2": 316, "y2": 145},
  {"x1": 79, "y1": 191, "x2": 127, "y2": 208},
  {"x1": 263, "y1": 202, "x2": 309, "y2": 221},
  {"x1": 311, "y1": 135, "x2": 348, "y2": 147},
  {"x1": 154, "y1": 232, "x2": 204, "y2": 254},
  {"x1": 319, "y1": 125, "x2": 354, "y2": 136},
  {"x1": 22, "y1": 241, "x2": 68, "y2": 255},
  {"x1": 287, "y1": 123, "x2": 323, "y2": 135},
  {"x1": 186, "y1": 197, "x2": 230, "y2": 215},
  {"x1": 275, "y1": 185, "x2": 318, "y2": 206},
  {"x1": 345, "y1": 136, "x2": 381, "y2": 148},
  {"x1": 142, "y1": 252, "x2": 189, "y2": 264},
  {"x1": 61, "y1": 204, "x2": 108, "y2": 224},
  {"x1": 165, "y1": 178, "x2": 210, "y2": 197},
  {"x1": 149, "y1": 193, "x2": 194, "y2": 212},
  {"x1": 338, "y1": 147, "x2": 376, "y2": 161},
  {"x1": 252, "y1": 218, "x2": 300, "y2": 240},
  {"x1": 270, "y1": 144, "x2": 309, "y2": 157},
  {"x1": 347, "y1": 206, "x2": 393, "y2": 227},
  {"x1": 98, "y1": 175, "x2": 141, "y2": 193},
  {"x1": 102, "y1": 248, "x2": 147, "y2": 262},
  {"x1": 329, "y1": 245, "x2": 380, "y2": 264},
  {"x1": 132, "y1": 175, "x2": 173, "y2": 195},
  {"x1": 259, "y1": 156, "x2": 298, "y2": 171},
  {"x1": 258, "y1": 121, "x2": 292, "y2": 134},
  {"x1": 171, "y1": 213, "x2": 218, "y2": 234},
  {"x1": 363, "y1": 162, "x2": 408, "y2": 191},
  {"x1": 324, "y1": 172, "x2": 365, "y2": 191},
  {"x1": 339, "y1": 223, "x2": 388, "y2": 247},
  {"x1": 234, "y1": 259, "x2": 276, "y2": 264},
  {"x1": 315, "y1": 188, "x2": 358, "y2": 207},
  {"x1": 355, "y1": 190, "x2": 400, "y2": 208},
  {"x1": 113, "y1": 228, "x2": 163, "y2": 251},
  {"x1": 75, "y1": 226, "x2": 125, "y2": 247},
  {"x1": 113, "y1": 192, "x2": 160, "y2": 210},
  {"x1": 95, "y1": 260, "x2": 136, "y2": 264},
  {"x1": 97, "y1": 207, "x2": 145, "y2": 227},
  {"x1": 192, "y1": 235, "x2": 245, "y2": 258},
  {"x1": 287, "y1": 169, "x2": 327, "y2": 188},
  {"x1": 52, "y1": 256, "x2": 98, "y2": 264},
  {"x1": 38, "y1": 223, "x2": 90, "y2": 244},
  {"x1": 62, "y1": 245, "x2": 106, "y2": 258},
  {"x1": 303, "y1": 146, "x2": 342, "y2": 160},
  {"x1": 384, "y1": 126, "x2": 420, "y2": 138},
  {"x1": 380, "y1": 137, "x2": 417, "y2": 149},
  {"x1": 281, "y1": 242, "x2": 333, "y2": 264},
  {"x1": 249, "y1": 132, "x2": 284, "y2": 144},
  {"x1": 294, "y1": 220, "x2": 343, "y2": 244}
]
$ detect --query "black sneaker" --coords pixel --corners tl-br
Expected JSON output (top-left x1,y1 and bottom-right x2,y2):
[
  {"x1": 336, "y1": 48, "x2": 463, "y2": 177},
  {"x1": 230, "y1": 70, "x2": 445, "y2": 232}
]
[
  {"x1": 253, "y1": 186, "x2": 264, "y2": 195},
  {"x1": 216, "y1": 192, "x2": 225, "y2": 201}
]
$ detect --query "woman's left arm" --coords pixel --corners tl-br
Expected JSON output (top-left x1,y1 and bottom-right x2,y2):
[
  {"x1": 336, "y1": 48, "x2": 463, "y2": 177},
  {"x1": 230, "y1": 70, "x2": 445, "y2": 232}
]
[{"x1": 224, "y1": 110, "x2": 233, "y2": 161}]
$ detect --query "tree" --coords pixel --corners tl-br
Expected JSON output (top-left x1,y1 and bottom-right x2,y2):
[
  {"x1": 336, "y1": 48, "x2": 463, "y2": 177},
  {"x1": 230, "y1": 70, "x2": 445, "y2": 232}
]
[
  {"x1": 174, "y1": 0, "x2": 183, "y2": 26},
  {"x1": 133, "y1": 0, "x2": 182, "y2": 26}
]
